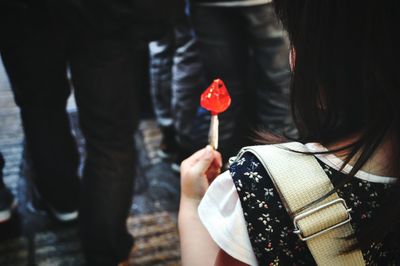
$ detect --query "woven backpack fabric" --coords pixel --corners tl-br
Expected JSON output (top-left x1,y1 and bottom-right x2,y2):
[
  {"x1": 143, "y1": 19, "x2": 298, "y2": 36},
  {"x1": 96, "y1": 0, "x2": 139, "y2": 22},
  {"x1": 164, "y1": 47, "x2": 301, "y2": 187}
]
[{"x1": 235, "y1": 142, "x2": 365, "y2": 266}]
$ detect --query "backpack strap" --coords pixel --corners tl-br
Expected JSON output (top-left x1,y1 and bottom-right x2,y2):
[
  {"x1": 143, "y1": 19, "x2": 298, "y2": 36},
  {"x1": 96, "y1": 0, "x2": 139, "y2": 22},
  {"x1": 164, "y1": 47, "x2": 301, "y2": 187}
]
[{"x1": 236, "y1": 142, "x2": 365, "y2": 266}]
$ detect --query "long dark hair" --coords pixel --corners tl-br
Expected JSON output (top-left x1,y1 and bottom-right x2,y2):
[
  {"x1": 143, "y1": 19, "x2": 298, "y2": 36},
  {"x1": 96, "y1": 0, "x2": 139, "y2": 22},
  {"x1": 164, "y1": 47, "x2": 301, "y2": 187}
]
[{"x1": 272, "y1": 0, "x2": 400, "y2": 250}]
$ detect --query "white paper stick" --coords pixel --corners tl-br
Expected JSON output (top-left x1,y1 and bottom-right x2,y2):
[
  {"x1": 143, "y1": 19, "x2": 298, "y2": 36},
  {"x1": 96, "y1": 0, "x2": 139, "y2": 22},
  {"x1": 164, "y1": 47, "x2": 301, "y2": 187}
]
[{"x1": 209, "y1": 115, "x2": 219, "y2": 150}]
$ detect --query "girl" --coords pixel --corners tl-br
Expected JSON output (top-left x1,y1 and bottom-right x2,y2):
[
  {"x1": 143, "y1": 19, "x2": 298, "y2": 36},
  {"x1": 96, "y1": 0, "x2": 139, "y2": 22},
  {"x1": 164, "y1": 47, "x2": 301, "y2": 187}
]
[{"x1": 179, "y1": 0, "x2": 400, "y2": 265}]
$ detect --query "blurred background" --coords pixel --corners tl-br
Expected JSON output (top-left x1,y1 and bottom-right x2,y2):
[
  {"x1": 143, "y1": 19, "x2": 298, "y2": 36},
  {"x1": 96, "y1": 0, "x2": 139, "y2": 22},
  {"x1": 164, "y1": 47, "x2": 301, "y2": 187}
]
[
  {"x1": 0, "y1": 0, "x2": 294, "y2": 265},
  {"x1": 0, "y1": 57, "x2": 182, "y2": 265}
]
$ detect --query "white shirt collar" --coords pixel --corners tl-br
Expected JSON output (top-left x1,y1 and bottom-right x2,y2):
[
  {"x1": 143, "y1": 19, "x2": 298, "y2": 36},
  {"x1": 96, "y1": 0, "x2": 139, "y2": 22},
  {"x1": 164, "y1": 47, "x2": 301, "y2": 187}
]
[{"x1": 305, "y1": 142, "x2": 398, "y2": 184}]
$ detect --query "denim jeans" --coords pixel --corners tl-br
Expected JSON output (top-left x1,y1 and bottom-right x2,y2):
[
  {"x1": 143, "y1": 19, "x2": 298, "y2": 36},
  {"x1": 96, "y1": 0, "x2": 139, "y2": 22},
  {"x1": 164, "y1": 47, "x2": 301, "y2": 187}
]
[
  {"x1": 191, "y1": 3, "x2": 295, "y2": 158},
  {"x1": 1, "y1": 20, "x2": 140, "y2": 265},
  {"x1": 149, "y1": 29, "x2": 175, "y2": 129},
  {"x1": 0, "y1": 152, "x2": 4, "y2": 189},
  {"x1": 149, "y1": 17, "x2": 207, "y2": 154}
]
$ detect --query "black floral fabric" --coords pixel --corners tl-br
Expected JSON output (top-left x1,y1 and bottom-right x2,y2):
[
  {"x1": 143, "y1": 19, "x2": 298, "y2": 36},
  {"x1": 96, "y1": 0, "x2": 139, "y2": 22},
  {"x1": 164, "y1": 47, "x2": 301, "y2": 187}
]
[{"x1": 230, "y1": 152, "x2": 400, "y2": 265}]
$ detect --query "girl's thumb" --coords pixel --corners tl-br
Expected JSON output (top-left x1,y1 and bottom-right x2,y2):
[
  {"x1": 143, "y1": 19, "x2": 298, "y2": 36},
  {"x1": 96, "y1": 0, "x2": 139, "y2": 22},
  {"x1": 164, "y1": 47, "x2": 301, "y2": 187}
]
[{"x1": 192, "y1": 145, "x2": 214, "y2": 172}]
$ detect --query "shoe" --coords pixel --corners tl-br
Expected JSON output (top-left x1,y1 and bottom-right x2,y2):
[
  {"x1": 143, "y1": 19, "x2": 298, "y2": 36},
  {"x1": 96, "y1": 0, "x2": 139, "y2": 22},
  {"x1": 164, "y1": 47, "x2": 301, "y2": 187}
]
[
  {"x1": 171, "y1": 150, "x2": 194, "y2": 174},
  {"x1": 157, "y1": 126, "x2": 178, "y2": 160},
  {"x1": 20, "y1": 146, "x2": 79, "y2": 223},
  {"x1": 0, "y1": 187, "x2": 17, "y2": 223},
  {"x1": 29, "y1": 183, "x2": 78, "y2": 223},
  {"x1": 49, "y1": 206, "x2": 78, "y2": 223},
  {"x1": 170, "y1": 161, "x2": 181, "y2": 173}
]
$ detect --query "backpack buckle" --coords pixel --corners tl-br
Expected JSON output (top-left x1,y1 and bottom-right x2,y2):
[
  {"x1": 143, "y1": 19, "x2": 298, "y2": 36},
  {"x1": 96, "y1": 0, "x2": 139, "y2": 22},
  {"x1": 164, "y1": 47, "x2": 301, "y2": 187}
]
[{"x1": 293, "y1": 198, "x2": 352, "y2": 241}]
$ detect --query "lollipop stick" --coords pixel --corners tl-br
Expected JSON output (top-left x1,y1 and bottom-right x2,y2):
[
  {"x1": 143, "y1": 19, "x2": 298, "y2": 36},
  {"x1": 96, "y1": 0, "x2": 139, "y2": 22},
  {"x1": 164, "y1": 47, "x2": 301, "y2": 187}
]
[{"x1": 209, "y1": 114, "x2": 219, "y2": 150}]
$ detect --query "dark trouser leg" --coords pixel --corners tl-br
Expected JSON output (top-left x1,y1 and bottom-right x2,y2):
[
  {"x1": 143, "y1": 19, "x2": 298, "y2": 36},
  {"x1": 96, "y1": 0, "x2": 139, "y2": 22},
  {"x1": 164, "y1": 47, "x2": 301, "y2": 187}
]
[
  {"x1": 171, "y1": 17, "x2": 207, "y2": 155},
  {"x1": 244, "y1": 4, "x2": 296, "y2": 137},
  {"x1": 191, "y1": 6, "x2": 248, "y2": 158},
  {"x1": 0, "y1": 152, "x2": 4, "y2": 189},
  {"x1": 70, "y1": 35, "x2": 139, "y2": 265},
  {"x1": 149, "y1": 29, "x2": 178, "y2": 154},
  {"x1": 0, "y1": 24, "x2": 80, "y2": 210},
  {"x1": 149, "y1": 29, "x2": 174, "y2": 129},
  {"x1": 149, "y1": 17, "x2": 208, "y2": 158}
]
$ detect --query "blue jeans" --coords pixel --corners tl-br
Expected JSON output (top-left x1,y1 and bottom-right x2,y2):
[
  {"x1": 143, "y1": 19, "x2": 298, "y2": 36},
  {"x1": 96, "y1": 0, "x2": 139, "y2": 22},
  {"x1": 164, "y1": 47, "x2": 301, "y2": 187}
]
[
  {"x1": 191, "y1": 3, "x2": 295, "y2": 157},
  {"x1": 1, "y1": 20, "x2": 140, "y2": 265},
  {"x1": 0, "y1": 153, "x2": 4, "y2": 189},
  {"x1": 149, "y1": 17, "x2": 207, "y2": 154}
]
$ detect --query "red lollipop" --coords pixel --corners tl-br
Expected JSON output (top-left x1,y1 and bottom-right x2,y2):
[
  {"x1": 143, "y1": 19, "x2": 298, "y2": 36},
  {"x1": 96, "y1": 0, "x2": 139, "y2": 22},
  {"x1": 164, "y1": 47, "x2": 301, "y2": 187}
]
[
  {"x1": 200, "y1": 79, "x2": 231, "y2": 115},
  {"x1": 200, "y1": 79, "x2": 231, "y2": 149}
]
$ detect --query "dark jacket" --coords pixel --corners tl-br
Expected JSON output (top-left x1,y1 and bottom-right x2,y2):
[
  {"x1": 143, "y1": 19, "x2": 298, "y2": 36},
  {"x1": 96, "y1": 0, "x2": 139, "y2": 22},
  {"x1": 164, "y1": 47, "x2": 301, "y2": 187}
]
[
  {"x1": 0, "y1": 0, "x2": 185, "y2": 39},
  {"x1": 0, "y1": 0, "x2": 35, "y2": 46},
  {"x1": 49, "y1": 0, "x2": 186, "y2": 37}
]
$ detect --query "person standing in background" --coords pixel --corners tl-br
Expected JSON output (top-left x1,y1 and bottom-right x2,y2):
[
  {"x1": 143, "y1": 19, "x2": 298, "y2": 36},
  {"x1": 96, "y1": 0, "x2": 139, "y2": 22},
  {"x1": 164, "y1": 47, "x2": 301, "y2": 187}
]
[
  {"x1": 149, "y1": 0, "x2": 208, "y2": 170},
  {"x1": 0, "y1": 0, "x2": 179, "y2": 264},
  {"x1": 190, "y1": 0, "x2": 296, "y2": 159},
  {"x1": 0, "y1": 1, "x2": 137, "y2": 264}
]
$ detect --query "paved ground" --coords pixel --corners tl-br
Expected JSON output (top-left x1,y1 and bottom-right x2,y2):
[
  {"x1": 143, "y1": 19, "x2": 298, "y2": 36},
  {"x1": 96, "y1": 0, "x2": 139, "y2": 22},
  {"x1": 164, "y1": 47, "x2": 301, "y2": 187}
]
[{"x1": 0, "y1": 60, "x2": 182, "y2": 265}]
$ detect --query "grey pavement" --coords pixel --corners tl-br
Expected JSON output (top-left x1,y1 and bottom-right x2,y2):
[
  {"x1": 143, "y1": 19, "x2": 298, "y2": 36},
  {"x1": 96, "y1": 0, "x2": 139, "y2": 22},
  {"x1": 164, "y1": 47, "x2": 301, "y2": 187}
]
[{"x1": 0, "y1": 59, "x2": 181, "y2": 265}]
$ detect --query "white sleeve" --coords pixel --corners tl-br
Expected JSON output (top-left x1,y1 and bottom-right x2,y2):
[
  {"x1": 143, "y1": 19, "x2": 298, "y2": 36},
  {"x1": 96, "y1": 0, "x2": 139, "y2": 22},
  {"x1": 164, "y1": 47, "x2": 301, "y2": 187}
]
[{"x1": 198, "y1": 171, "x2": 258, "y2": 266}]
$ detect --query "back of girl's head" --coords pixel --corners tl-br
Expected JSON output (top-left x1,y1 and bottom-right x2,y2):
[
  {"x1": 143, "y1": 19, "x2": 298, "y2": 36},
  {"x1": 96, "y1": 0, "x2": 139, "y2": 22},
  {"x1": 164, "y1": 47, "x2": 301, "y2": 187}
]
[
  {"x1": 272, "y1": 0, "x2": 400, "y2": 251},
  {"x1": 274, "y1": 0, "x2": 400, "y2": 146}
]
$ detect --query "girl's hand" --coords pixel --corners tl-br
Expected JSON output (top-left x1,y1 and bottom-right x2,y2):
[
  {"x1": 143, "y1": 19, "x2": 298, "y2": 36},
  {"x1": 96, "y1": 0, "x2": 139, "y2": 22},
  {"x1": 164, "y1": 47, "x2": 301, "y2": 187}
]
[{"x1": 180, "y1": 146, "x2": 223, "y2": 201}]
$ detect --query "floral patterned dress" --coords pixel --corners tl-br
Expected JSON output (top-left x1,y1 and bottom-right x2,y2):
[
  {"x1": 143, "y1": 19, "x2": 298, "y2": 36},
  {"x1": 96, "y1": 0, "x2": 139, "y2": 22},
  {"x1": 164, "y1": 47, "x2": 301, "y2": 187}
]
[{"x1": 230, "y1": 151, "x2": 400, "y2": 265}]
